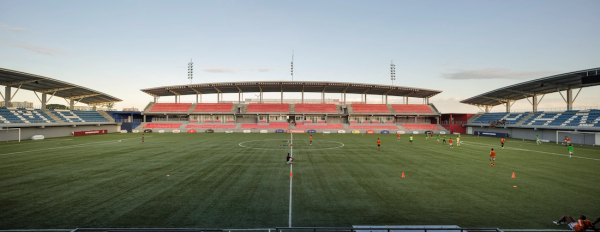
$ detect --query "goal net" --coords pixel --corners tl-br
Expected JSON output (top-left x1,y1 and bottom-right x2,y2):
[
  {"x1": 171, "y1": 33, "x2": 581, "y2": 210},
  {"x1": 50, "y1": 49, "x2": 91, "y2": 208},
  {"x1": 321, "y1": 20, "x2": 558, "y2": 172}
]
[
  {"x1": 0, "y1": 128, "x2": 21, "y2": 142},
  {"x1": 556, "y1": 130, "x2": 599, "y2": 145}
]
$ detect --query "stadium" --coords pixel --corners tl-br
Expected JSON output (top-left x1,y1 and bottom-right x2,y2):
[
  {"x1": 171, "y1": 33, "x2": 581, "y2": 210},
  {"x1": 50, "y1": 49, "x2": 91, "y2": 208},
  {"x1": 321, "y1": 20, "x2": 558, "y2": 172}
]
[{"x1": 1, "y1": 2, "x2": 599, "y2": 232}]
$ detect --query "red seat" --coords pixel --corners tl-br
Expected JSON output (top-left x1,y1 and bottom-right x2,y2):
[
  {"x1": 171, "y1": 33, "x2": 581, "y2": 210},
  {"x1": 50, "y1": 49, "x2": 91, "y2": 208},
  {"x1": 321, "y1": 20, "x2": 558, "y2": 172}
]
[
  {"x1": 295, "y1": 122, "x2": 343, "y2": 129},
  {"x1": 247, "y1": 103, "x2": 289, "y2": 113},
  {"x1": 401, "y1": 124, "x2": 440, "y2": 130},
  {"x1": 392, "y1": 104, "x2": 433, "y2": 113},
  {"x1": 241, "y1": 122, "x2": 289, "y2": 129},
  {"x1": 143, "y1": 123, "x2": 182, "y2": 128},
  {"x1": 348, "y1": 125, "x2": 399, "y2": 129},
  {"x1": 351, "y1": 104, "x2": 390, "y2": 113},
  {"x1": 186, "y1": 124, "x2": 236, "y2": 129},
  {"x1": 149, "y1": 103, "x2": 192, "y2": 112},
  {"x1": 294, "y1": 104, "x2": 337, "y2": 113},
  {"x1": 194, "y1": 103, "x2": 233, "y2": 112}
]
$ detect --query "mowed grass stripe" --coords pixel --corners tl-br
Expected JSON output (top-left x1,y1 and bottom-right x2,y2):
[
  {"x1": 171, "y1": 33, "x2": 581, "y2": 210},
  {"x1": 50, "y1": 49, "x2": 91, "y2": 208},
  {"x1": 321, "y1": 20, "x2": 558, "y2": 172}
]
[{"x1": 0, "y1": 133, "x2": 598, "y2": 229}]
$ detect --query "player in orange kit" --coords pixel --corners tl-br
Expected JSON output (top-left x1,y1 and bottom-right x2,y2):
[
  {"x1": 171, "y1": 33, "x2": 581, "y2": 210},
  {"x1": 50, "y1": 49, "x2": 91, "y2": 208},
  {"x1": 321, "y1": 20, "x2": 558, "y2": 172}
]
[
  {"x1": 553, "y1": 215, "x2": 598, "y2": 232},
  {"x1": 490, "y1": 148, "x2": 496, "y2": 166},
  {"x1": 501, "y1": 137, "x2": 505, "y2": 148},
  {"x1": 377, "y1": 138, "x2": 381, "y2": 150},
  {"x1": 397, "y1": 133, "x2": 400, "y2": 141},
  {"x1": 449, "y1": 138, "x2": 453, "y2": 148}
]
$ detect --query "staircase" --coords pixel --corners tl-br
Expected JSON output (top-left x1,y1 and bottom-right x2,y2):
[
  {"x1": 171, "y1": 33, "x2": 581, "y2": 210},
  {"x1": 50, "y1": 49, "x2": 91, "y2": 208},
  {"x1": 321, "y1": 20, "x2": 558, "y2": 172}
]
[
  {"x1": 428, "y1": 104, "x2": 441, "y2": 114},
  {"x1": 143, "y1": 102, "x2": 155, "y2": 113},
  {"x1": 387, "y1": 105, "x2": 396, "y2": 114},
  {"x1": 289, "y1": 104, "x2": 296, "y2": 113},
  {"x1": 97, "y1": 110, "x2": 115, "y2": 122},
  {"x1": 239, "y1": 104, "x2": 248, "y2": 114},
  {"x1": 134, "y1": 122, "x2": 148, "y2": 131},
  {"x1": 346, "y1": 105, "x2": 354, "y2": 114},
  {"x1": 467, "y1": 113, "x2": 483, "y2": 124},
  {"x1": 187, "y1": 104, "x2": 197, "y2": 114},
  {"x1": 516, "y1": 112, "x2": 535, "y2": 126},
  {"x1": 42, "y1": 110, "x2": 65, "y2": 123}
]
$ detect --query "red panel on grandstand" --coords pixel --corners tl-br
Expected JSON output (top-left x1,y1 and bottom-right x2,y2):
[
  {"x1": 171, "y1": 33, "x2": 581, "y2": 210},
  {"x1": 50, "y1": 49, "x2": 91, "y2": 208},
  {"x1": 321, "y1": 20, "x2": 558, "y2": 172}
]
[
  {"x1": 186, "y1": 124, "x2": 236, "y2": 129},
  {"x1": 348, "y1": 125, "x2": 399, "y2": 129},
  {"x1": 241, "y1": 122, "x2": 289, "y2": 129},
  {"x1": 246, "y1": 103, "x2": 289, "y2": 113},
  {"x1": 143, "y1": 123, "x2": 182, "y2": 128},
  {"x1": 194, "y1": 103, "x2": 233, "y2": 112},
  {"x1": 402, "y1": 124, "x2": 440, "y2": 130},
  {"x1": 351, "y1": 104, "x2": 390, "y2": 113},
  {"x1": 294, "y1": 104, "x2": 337, "y2": 113},
  {"x1": 294, "y1": 122, "x2": 343, "y2": 129},
  {"x1": 392, "y1": 104, "x2": 433, "y2": 113},
  {"x1": 149, "y1": 103, "x2": 192, "y2": 112}
]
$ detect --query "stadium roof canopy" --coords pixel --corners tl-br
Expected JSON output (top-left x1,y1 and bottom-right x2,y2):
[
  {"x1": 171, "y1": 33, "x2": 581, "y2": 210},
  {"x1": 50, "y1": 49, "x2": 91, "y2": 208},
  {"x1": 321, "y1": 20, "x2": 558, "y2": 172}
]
[
  {"x1": 460, "y1": 67, "x2": 600, "y2": 107},
  {"x1": 141, "y1": 81, "x2": 442, "y2": 98},
  {"x1": 0, "y1": 68, "x2": 122, "y2": 105}
]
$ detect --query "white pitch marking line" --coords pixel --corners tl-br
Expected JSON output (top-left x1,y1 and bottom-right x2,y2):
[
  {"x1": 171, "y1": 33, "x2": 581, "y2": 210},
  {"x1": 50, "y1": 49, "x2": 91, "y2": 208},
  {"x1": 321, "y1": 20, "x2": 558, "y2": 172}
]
[
  {"x1": 462, "y1": 141, "x2": 600, "y2": 161},
  {"x1": 289, "y1": 132, "x2": 293, "y2": 228}
]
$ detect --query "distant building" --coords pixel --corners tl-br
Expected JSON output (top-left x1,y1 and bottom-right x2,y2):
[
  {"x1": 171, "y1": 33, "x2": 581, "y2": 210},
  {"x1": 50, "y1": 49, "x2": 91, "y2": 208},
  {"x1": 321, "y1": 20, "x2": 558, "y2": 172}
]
[
  {"x1": 73, "y1": 106, "x2": 89, "y2": 111},
  {"x1": 0, "y1": 101, "x2": 34, "y2": 108},
  {"x1": 122, "y1": 107, "x2": 139, "y2": 111}
]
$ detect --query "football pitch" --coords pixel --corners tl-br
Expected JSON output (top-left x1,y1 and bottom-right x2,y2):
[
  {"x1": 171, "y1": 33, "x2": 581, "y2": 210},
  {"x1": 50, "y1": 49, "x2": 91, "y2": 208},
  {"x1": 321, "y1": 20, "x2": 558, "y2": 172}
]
[{"x1": 1, "y1": 133, "x2": 599, "y2": 230}]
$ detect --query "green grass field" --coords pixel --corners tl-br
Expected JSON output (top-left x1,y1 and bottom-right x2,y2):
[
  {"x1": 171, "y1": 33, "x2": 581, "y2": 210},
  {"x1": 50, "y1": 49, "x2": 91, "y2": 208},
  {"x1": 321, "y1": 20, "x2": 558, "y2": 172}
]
[{"x1": 1, "y1": 132, "x2": 599, "y2": 230}]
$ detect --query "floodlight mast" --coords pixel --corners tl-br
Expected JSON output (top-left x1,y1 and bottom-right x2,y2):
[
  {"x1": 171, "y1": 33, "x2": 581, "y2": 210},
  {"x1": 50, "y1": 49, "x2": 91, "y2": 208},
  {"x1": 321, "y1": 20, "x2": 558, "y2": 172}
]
[
  {"x1": 188, "y1": 59, "x2": 193, "y2": 84},
  {"x1": 390, "y1": 60, "x2": 396, "y2": 85},
  {"x1": 291, "y1": 50, "x2": 294, "y2": 81}
]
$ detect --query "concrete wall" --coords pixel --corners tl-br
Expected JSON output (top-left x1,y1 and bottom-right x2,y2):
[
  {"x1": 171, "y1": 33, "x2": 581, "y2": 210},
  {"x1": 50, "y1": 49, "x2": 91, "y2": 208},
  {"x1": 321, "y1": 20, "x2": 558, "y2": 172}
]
[
  {"x1": 0, "y1": 124, "x2": 121, "y2": 141},
  {"x1": 466, "y1": 126, "x2": 598, "y2": 145}
]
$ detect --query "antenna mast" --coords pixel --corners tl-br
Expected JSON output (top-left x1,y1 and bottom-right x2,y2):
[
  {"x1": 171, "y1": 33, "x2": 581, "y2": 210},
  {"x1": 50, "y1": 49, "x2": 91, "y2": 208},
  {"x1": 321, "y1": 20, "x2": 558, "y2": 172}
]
[
  {"x1": 390, "y1": 60, "x2": 396, "y2": 85},
  {"x1": 291, "y1": 50, "x2": 294, "y2": 81},
  {"x1": 188, "y1": 59, "x2": 193, "y2": 84}
]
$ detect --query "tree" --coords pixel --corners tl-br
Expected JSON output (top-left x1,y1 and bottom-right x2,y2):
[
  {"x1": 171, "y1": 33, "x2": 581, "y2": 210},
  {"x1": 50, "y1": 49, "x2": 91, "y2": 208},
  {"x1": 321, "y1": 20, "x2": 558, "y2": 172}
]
[
  {"x1": 47, "y1": 104, "x2": 67, "y2": 110},
  {"x1": 103, "y1": 102, "x2": 116, "y2": 111}
]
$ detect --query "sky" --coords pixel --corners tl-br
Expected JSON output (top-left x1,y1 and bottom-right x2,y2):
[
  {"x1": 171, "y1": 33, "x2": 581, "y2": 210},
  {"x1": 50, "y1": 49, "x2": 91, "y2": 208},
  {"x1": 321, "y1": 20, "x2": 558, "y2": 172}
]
[{"x1": 1, "y1": 0, "x2": 599, "y2": 113}]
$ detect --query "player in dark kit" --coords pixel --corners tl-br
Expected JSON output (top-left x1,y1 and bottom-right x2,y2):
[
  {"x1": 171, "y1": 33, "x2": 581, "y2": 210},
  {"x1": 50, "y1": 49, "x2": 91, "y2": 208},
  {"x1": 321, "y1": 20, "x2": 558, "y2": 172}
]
[{"x1": 142, "y1": 134, "x2": 145, "y2": 143}]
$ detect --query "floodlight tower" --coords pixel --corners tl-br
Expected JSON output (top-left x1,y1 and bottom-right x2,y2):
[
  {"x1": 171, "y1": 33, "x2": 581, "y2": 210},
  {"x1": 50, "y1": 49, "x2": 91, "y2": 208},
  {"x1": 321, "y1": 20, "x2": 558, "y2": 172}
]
[
  {"x1": 291, "y1": 50, "x2": 294, "y2": 81},
  {"x1": 188, "y1": 59, "x2": 193, "y2": 84},
  {"x1": 390, "y1": 60, "x2": 396, "y2": 85}
]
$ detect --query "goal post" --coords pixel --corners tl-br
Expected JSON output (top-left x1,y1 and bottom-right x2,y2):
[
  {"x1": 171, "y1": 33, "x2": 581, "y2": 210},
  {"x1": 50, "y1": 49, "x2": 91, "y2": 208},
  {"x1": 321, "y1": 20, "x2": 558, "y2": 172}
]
[
  {"x1": 556, "y1": 130, "x2": 599, "y2": 145},
  {"x1": 0, "y1": 128, "x2": 21, "y2": 142}
]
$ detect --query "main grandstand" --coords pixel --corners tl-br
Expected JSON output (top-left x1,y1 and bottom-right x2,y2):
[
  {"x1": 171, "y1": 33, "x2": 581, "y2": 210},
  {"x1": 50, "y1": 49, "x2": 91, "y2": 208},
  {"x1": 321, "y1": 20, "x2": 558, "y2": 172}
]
[
  {"x1": 0, "y1": 68, "x2": 121, "y2": 141},
  {"x1": 137, "y1": 81, "x2": 447, "y2": 134},
  {"x1": 461, "y1": 67, "x2": 600, "y2": 145}
]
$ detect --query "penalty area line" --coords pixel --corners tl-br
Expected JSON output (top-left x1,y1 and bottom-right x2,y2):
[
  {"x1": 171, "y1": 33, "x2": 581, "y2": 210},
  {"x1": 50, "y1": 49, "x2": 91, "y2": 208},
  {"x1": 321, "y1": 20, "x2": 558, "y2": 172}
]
[
  {"x1": 0, "y1": 136, "x2": 150, "y2": 157},
  {"x1": 461, "y1": 141, "x2": 600, "y2": 161}
]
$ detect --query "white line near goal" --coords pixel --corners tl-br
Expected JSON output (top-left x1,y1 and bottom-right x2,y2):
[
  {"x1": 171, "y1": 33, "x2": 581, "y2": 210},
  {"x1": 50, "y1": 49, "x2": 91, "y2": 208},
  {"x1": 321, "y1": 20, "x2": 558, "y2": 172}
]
[
  {"x1": 0, "y1": 128, "x2": 21, "y2": 142},
  {"x1": 289, "y1": 132, "x2": 293, "y2": 227}
]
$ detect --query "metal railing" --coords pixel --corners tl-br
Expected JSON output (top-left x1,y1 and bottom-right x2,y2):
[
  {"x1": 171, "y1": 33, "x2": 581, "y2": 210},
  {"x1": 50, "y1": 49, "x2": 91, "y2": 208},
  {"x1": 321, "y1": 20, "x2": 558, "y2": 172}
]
[
  {"x1": 487, "y1": 106, "x2": 600, "y2": 113},
  {"x1": 73, "y1": 228, "x2": 223, "y2": 232},
  {"x1": 275, "y1": 227, "x2": 501, "y2": 232}
]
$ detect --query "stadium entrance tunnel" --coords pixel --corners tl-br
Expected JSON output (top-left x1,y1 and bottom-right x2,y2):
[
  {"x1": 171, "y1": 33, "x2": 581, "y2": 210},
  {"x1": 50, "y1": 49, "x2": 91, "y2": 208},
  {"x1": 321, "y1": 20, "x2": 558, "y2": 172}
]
[{"x1": 239, "y1": 139, "x2": 344, "y2": 151}]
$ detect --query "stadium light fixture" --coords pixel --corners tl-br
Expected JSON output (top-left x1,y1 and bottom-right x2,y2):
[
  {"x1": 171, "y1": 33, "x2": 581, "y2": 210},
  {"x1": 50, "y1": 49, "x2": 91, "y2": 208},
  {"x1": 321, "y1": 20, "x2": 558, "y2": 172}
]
[
  {"x1": 391, "y1": 60, "x2": 396, "y2": 85},
  {"x1": 291, "y1": 51, "x2": 294, "y2": 81},
  {"x1": 188, "y1": 59, "x2": 193, "y2": 84}
]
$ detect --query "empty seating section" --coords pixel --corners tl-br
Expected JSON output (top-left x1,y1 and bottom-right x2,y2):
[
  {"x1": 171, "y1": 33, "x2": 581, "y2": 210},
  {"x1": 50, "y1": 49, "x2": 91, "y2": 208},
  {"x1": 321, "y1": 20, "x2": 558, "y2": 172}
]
[
  {"x1": 295, "y1": 122, "x2": 343, "y2": 129},
  {"x1": 401, "y1": 124, "x2": 440, "y2": 130},
  {"x1": 186, "y1": 124, "x2": 236, "y2": 129},
  {"x1": 51, "y1": 110, "x2": 109, "y2": 123},
  {"x1": 247, "y1": 103, "x2": 289, "y2": 113},
  {"x1": 194, "y1": 103, "x2": 233, "y2": 112},
  {"x1": 348, "y1": 125, "x2": 399, "y2": 129},
  {"x1": 0, "y1": 108, "x2": 56, "y2": 124},
  {"x1": 471, "y1": 113, "x2": 509, "y2": 124},
  {"x1": 143, "y1": 123, "x2": 182, "y2": 128},
  {"x1": 294, "y1": 104, "x2": 337, "y2": 113},
  {"x1": 524, "y1": 110, "x2": 600, "y2": 127},
  {"x1": 241, "y1": 122, "x2": 289, "y2": 129},
  {"x1": 150, "y1": 103, "x2": 192, "y2": 112},
  {"x1": 392, "y1": 104, "x2": 433, "y2": 113},
  {"x1": 351, "y1": 104, "x2": 390, "y2": 113}
]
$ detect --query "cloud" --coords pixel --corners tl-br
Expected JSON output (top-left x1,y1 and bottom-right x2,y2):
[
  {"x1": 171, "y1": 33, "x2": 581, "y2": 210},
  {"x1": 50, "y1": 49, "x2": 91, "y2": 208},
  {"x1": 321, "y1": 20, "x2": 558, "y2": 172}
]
[
  {"x1": 0, "y1": 23, "x2": 26, "y2": 32},
  {"x1": 3, "y1": 42, "x2": 68, "y2": 55},
  {"x1": 442, "y1": 68, "x2": 558, "y2": 80},
  {"x1": 201, "y1": 67, "x2": 281, "y2": 73}
]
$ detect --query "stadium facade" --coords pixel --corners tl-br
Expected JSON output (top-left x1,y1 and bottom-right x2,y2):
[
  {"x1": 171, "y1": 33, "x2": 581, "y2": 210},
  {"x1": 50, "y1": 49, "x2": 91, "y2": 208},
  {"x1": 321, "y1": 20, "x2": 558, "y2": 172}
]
[
  {"x1": 137, "y1": 81, "x2": 449, "y2": 134},
  {"x1": 461, "y1": 67, "x2": 600, "y2": 145}
]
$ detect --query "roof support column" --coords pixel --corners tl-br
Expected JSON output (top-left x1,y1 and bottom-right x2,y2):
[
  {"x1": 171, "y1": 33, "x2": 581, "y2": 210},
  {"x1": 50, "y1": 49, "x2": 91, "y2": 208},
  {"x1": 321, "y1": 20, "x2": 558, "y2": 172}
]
[
  {"x1": 69, "y1": 99, "x2": 74, "y2": 110},
  {"x1": 566, "y1": 87, "x2": 573, "y2": 111},
  {"x1": 41, "y1": 93, "x2": 47, "y2": 110},
  {"x1": 532, "y1": 94, "x2": 538, "y2": 113},
  {"x1": 281, "y1": 86, "x2": 283, "y2": 103},
  {"x1": 386, "y1": 94, "x2": 388, "y2": 104},
  {"x1": 4, "y1": 86, "x2": 11, "y2": 107},
  {"x1": 382, "y1": 95, "x2": 384, "y2": 104},
  {"x1": 217, "y1": 93, "x2": 220, "y2": 103},
  {"x1": 196, "y1": 94, "x2": 198, "y2": 104},
  {"x1": 343, "y1": 92, "x2": 346, "y2": 105},
  {"x1": 506, "y1": 101, "x2": 510, "y2": 113},
  {"x1": 301, "y1": 85, "x2": 304, "y2": 103},
  {"x1": 426, "y1": 97, "x2": 429, "y2": 104},
  {"x1": 485, "y1": 106, "x2": 490, "y2": 113}
]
